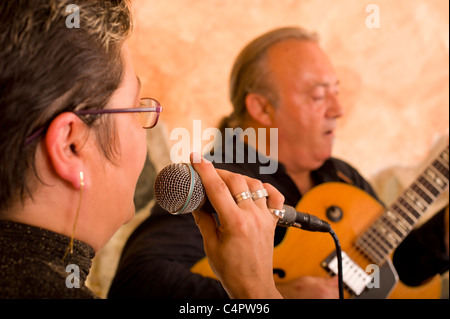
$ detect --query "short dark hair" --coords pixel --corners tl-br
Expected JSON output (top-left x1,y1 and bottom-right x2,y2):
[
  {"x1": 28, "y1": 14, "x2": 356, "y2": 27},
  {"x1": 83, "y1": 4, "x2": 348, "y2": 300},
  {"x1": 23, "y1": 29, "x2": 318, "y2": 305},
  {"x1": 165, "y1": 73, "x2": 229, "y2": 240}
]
[{"x1": 0, "y1": 0, "x2": 133, "y2": 213}]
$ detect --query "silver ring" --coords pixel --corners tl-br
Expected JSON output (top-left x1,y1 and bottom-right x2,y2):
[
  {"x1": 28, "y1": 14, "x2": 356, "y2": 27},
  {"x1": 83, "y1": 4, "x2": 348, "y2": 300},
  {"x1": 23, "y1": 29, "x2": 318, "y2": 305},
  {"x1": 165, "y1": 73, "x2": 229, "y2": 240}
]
[
  {"x1": 269, "y1": 208, "x2": 285, "y2": 219},
  {"x1": 234, "y1": 191, "x2": 253, "y2": 204},
  {"x1": 251, "y1": 188, "x2": 268, "y2": 201}
]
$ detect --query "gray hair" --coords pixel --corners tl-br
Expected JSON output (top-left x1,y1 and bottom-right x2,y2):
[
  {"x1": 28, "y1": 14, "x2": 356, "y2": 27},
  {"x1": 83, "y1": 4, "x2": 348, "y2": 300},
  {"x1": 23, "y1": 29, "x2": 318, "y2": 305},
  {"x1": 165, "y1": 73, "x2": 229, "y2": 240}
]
[{"x1": 221, "y1": 26, "x2": 318, "y2": 130}]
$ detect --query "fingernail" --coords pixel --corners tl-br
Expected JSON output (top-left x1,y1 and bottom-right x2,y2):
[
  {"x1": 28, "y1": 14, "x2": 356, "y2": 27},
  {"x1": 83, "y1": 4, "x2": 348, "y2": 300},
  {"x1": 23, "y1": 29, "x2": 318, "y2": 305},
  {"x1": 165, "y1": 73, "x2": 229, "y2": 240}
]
[
  {"x1": 191, "y1": 152, "x2": 202, "y2": 163},
  {"x1": 191, "y1": 152, "x2": 211, "y2": 164}
]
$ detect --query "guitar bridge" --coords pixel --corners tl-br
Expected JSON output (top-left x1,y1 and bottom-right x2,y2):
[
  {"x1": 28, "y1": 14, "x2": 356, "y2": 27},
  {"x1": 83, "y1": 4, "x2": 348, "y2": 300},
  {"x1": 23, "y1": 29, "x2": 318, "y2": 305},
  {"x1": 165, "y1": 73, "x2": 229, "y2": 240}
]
[{"x1": 322, "y1": 251, "x2": 372, "y2": 296}]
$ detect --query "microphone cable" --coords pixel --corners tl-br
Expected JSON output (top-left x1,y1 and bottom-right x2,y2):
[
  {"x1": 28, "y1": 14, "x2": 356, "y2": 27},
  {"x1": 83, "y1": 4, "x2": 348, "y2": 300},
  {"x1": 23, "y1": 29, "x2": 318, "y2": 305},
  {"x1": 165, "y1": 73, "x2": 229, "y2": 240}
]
[{"x1": 328, "y1": 229, "x2": 344, "y2": 299}]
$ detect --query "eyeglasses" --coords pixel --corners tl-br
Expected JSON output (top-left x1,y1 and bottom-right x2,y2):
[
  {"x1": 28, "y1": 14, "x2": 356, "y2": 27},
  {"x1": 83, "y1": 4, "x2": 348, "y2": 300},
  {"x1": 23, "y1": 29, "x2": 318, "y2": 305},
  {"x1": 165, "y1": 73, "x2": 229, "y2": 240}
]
[
  {"x1": 74, "y1": 97, "x2": 162, "y2": 129},
  {"x1": 25, "y1": 97, "x2": 162, "y2": 146}
]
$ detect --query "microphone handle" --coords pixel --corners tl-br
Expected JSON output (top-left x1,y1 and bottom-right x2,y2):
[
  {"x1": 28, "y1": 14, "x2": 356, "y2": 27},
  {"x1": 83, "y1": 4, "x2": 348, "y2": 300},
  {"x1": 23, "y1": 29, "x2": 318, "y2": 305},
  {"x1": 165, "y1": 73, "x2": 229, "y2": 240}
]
[{"x1": 280, "y1": 205, "x2": 331, "y2": 233}]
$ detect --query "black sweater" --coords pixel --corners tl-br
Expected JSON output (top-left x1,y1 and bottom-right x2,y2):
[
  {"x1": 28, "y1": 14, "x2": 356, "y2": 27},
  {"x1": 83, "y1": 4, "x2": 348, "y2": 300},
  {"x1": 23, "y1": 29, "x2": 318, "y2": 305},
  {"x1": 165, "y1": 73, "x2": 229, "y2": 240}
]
[{"x1": 0, "y1": 220, "x2": 97, "y2": 298}]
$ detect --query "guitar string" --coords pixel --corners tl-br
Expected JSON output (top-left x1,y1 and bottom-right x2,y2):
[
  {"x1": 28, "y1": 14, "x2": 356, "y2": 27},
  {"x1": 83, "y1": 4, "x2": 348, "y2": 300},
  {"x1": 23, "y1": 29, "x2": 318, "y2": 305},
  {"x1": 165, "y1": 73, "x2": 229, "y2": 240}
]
[
  {"x1": 337, "y1": 146, "x2": 449, "y2": 294},
  {"x1": 277, "y1": 146, "x2": 449, "y2": 296},
  {"x1": 355, "y1": 151, "x2": 450, "y2": 265},
  {"x1": 348, "y1": 146, "x2": 449, "y2": 262}
]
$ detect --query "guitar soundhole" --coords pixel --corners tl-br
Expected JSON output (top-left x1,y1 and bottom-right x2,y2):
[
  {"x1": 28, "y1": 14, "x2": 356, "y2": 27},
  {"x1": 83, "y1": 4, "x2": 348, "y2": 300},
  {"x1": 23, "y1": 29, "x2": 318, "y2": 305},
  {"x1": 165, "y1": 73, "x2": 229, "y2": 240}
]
[
  {"x1": 326, "y1": 205, "x2": 343, "y2": 222},
  {"x1": 273, "y1": 268, "x2": 286, "y2": 278}
]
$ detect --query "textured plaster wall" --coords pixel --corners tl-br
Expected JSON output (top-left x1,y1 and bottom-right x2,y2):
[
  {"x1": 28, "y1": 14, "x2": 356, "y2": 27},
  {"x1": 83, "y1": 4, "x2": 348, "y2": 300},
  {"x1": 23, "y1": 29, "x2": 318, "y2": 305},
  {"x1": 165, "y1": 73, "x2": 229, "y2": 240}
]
[{"x1": 128, "y1": 0, "x2": 449, "y2": 179}]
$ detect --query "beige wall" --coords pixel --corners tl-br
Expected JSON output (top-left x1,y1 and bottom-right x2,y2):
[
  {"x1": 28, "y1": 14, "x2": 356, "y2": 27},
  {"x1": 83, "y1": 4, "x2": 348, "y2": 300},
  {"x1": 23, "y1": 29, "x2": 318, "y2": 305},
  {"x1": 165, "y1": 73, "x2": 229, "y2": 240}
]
[{"x1": 128, "y1": 0, "x2": 449, "y2": 180}]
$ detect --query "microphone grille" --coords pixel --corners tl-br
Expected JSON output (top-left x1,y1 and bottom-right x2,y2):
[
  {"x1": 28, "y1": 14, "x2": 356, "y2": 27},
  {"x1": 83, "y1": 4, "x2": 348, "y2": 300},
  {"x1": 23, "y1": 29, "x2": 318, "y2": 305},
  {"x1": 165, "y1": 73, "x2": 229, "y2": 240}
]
[{"x1": 154, "y1": 163, "x2": 205, "y2": 214}]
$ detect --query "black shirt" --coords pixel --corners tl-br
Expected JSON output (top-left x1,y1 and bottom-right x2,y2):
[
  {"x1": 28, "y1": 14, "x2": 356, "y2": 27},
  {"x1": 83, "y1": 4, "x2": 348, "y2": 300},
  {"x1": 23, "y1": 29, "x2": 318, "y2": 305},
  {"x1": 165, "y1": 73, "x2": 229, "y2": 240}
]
[
  {"x1": 108, "y1": 137, "x2": 382, "y2": 299},
  {"x1": 0, "y1": 220, "x2": 97, "y2": 298}
]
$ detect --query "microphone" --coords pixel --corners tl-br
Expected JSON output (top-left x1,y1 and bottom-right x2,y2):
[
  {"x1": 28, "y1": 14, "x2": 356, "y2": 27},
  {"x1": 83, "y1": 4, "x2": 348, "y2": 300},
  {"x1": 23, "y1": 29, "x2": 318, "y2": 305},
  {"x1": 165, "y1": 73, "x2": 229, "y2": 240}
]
[
  {"x1": 154, "y1": 163, "x2": 331, "y2": 233},
  {"x1": 278, "y1": 205, "x2": 331, "y2": 232}
]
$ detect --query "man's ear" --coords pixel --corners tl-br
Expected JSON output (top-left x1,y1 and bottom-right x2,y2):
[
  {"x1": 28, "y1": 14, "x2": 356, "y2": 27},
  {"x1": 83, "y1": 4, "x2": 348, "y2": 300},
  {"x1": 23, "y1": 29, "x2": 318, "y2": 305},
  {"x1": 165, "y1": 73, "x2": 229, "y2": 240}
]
[
  {"x1": 44, "y1": 112, "x2": 87, "y2": 189},
  {"x1": 245, "y1": 93, "x2": 274, "y2": 127}
]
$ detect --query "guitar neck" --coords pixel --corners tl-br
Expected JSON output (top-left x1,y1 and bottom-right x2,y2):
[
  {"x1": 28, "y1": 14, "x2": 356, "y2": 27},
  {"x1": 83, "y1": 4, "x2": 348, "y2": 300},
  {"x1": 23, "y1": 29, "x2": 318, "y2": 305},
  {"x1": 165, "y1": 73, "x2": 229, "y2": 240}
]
[{"x1": 356, "y1": 145, "x2": 449, "y2": 264}]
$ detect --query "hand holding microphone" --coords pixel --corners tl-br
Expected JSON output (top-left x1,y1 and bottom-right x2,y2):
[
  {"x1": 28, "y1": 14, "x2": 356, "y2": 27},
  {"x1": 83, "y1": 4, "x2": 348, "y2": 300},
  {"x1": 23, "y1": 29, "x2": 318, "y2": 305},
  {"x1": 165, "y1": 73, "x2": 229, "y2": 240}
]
[
  {"x1": 157, "y1": 153, "x2": 283, "y2": 299},
  {"x1": 154, "y1": 160, "x2": 331, "y2": 233},
  {"x1": 153, "y1": 155, "x2": 341, "y2": 299}
]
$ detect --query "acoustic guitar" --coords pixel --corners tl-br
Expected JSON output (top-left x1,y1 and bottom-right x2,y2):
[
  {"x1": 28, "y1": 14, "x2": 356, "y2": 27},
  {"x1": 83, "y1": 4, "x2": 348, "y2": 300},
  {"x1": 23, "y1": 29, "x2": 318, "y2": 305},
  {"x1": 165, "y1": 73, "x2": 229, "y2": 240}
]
[{"x1": 191, "y1": 145, "x2": 449, "y2": 299}]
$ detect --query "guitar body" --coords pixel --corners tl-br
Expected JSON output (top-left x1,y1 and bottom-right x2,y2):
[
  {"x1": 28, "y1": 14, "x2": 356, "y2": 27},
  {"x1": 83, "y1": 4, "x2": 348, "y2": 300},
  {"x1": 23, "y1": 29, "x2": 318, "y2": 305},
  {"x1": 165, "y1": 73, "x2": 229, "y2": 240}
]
[{"x1": 191, "y1": 182, "x2": 442, "y2": 299}]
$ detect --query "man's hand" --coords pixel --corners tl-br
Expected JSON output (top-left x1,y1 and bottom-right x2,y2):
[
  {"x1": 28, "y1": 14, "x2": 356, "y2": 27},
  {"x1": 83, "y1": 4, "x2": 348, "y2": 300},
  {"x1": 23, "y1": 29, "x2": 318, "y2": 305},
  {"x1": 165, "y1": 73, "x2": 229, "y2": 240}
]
[{"x1": 276, "y1": 276, "x2": 339, "y2": 299}]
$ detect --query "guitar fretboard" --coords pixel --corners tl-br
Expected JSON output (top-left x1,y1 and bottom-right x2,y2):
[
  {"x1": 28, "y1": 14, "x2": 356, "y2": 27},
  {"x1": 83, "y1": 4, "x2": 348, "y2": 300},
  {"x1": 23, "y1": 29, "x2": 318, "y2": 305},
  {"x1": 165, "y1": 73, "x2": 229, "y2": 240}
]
[{"x1": 355, "y1": 145, "x2": 449, "y2": 264}]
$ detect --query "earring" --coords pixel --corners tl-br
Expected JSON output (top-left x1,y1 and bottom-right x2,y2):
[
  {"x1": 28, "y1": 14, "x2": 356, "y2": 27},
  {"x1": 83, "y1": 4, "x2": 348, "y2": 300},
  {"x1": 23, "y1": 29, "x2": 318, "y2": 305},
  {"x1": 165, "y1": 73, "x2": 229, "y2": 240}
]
[{"x1": 62, "y1": 171, "x2": 84, "y2": 261}]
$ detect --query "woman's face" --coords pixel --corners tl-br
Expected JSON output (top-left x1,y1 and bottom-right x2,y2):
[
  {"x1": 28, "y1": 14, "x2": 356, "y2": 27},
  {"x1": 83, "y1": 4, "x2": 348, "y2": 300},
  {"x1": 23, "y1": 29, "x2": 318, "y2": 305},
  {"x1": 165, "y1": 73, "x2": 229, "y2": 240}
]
[{"x1": 86, "y1": 44, "x2": 147, "y2": 246}]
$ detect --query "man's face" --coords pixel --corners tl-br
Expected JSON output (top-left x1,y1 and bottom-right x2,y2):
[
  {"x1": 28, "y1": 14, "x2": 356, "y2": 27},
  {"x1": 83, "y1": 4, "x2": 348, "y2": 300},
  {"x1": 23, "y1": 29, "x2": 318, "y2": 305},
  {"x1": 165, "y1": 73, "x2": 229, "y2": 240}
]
[{"x1": 268, "y1": 40, "x2": 344, "y2": 173}]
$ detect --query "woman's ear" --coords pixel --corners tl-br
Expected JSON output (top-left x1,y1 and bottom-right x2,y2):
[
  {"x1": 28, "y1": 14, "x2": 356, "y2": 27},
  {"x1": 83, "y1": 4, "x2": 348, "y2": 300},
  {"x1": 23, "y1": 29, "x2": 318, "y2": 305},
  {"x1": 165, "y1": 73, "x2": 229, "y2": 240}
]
[
  {"x1": 245, "y1": 93, "x2": 274, "y2": 127},
  {"x1": 44, "y1": 112, "x2": 87, "y2": 189}
]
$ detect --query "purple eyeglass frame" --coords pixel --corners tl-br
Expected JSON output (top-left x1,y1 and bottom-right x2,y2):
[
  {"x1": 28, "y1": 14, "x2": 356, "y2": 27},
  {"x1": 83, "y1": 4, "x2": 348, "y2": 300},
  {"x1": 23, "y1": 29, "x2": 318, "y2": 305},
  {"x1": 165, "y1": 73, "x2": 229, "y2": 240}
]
[{"x1": 25, "y1": 97, "x2": 162, "y2": 146}]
